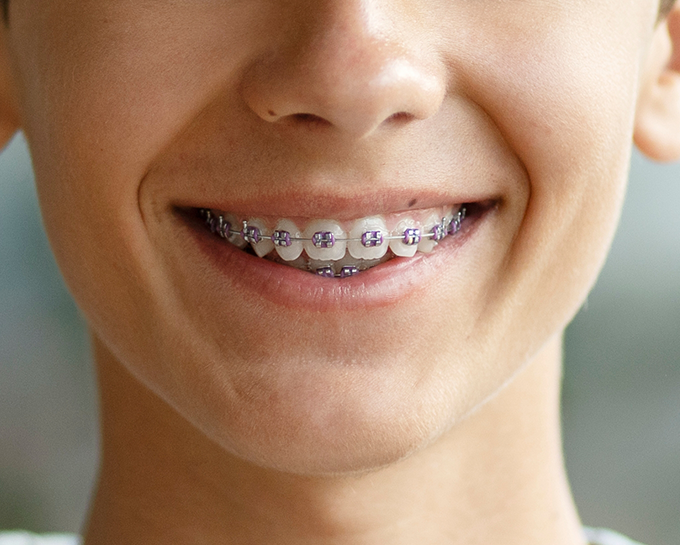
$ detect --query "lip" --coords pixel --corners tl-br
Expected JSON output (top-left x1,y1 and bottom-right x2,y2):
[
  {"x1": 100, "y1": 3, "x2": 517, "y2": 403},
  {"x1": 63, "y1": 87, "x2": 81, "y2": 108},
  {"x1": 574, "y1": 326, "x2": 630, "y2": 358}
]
[
  {"x1": 173, "y1": 200, "x2": 496, "y2": 312},
  {"x1": 172, "y1": 188, "x2": 490, "y2": 222}
]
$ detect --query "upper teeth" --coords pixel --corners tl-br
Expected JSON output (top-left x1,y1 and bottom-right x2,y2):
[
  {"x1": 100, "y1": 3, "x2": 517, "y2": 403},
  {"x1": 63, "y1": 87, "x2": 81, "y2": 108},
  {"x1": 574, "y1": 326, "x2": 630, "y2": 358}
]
[{"x1": 200, "y1": 206, "x2": 466, "y2": 276}]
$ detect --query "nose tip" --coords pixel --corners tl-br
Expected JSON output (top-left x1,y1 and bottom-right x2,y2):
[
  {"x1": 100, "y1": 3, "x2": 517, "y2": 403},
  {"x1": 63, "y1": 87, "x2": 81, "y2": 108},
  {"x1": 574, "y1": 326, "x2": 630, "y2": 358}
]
[{"x1": 241, "y1": 10, "x2": 446, "y2": 139}]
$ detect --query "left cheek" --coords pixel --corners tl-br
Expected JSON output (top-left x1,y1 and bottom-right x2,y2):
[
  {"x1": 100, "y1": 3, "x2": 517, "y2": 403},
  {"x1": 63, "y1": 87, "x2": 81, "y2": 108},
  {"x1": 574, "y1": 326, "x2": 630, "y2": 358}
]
[
  {"x1": 469, "y1": 21, "x2": 639, "y2": 196},
  {"x1": 452, "y1": 11, "x2": 645, "y2": 344},
  {"x1": 481, "y1": 12, "x2": 640, "y2": 217}
]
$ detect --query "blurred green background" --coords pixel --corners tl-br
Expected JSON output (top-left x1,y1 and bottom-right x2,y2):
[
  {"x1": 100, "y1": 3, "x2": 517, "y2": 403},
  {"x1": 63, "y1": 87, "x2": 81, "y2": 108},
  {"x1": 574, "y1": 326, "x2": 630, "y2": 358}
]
[{"x1": 1, "y1": 134, "x2": 678, "y2": 544}]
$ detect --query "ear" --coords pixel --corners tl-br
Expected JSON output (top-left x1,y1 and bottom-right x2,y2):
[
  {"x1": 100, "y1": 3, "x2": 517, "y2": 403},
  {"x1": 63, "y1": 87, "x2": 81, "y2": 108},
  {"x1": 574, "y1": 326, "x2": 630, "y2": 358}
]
[
  {"x1": 635, "y1": 5, "x2": 680, "y2": 161},
  {"x1": 0, "y1": 25, "x2": 20, "y2": 151}
]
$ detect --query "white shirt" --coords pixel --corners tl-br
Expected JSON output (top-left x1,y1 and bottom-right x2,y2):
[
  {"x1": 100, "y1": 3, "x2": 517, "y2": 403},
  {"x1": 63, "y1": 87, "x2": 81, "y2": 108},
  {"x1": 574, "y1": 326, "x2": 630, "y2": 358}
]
[{"x1": 0, "y1": 534, "x2": 80, "y2": 545}]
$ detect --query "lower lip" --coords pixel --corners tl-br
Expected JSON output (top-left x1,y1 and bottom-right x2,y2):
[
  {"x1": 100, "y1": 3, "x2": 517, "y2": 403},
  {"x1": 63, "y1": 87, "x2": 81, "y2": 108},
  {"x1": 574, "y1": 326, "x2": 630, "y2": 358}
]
[{"x1": 178, "y1": 207, "x2": 489, "y2": 312}]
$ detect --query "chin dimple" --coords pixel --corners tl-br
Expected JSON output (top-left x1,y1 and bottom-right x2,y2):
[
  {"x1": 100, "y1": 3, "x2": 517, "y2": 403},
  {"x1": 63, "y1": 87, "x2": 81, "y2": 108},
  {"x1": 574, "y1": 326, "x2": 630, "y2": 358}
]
[{"x1": 199, "y1": 206, "x2": 467, "y2": 278}]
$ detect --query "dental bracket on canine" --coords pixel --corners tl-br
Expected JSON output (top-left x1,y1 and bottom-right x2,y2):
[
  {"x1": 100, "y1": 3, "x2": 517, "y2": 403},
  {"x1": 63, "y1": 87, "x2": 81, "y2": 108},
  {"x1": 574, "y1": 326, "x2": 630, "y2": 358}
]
[{"x1": 200, "y1": 206, "x2": 467, "y2": 278}]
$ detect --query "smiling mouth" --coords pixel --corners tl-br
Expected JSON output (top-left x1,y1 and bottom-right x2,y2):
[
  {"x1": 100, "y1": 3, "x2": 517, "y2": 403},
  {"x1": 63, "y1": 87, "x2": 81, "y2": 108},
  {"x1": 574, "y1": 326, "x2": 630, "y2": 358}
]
[{"x1": 195, "y1": 204, "x2": 472, "y2": 277}]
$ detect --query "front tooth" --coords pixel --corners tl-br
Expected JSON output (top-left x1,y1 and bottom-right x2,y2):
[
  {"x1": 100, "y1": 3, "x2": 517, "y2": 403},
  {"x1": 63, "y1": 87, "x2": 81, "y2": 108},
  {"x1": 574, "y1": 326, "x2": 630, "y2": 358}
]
[
  {"x1": 348, "y1": 216, "x2": 389, "y2": 260},
  {"x1": 267, "y1": 252, "x2": 308, "y2": 271},
  {"x1": 418, "y1": 213, "x2": 441, "y2": 254},
  {"x1": 309, "y1": 259, "x2": 335, "y2": 274},
  {"x1": 273, "y1": 219, "x2": 304, "y2": 261},
  {"x1": 222, "y1": 213, "x2": 248, "y2": 249},
  {"x1": 303, "y1": 220, "x2": 347, "y2": 261},
  {"x1": 335, "y1": 252, "x2": 362, "y2": 270},
  {"x1": 443, "y1": 208, "x2": 455, "y2": 232},
  {"x1": 389, "y1": 218, "x2": 421, "y2": 257},
  {"x1": 245, "y1": 218, "x2": 275, "y2": 257}
]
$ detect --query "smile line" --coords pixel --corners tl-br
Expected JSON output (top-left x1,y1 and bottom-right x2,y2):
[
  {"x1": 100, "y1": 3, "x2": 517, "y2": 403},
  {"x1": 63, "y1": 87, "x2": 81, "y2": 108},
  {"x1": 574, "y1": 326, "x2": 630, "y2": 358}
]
[{"x1": 198, "y1": 206, "x2": 468, "y2": 278}]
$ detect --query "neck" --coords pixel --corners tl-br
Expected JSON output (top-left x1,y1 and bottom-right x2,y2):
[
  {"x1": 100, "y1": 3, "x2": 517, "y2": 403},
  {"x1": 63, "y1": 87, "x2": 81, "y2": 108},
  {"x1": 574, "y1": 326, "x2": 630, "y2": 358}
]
[{"x1": 84, "y1": 335, "x2": 586, "y2": 545}]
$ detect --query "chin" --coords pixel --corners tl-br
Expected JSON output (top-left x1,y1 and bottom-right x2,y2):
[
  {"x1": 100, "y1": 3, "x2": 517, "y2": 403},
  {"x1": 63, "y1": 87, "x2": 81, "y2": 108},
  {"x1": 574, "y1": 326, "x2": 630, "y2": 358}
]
[{"x1": 160, "y1": 346, "x2": 467, "y2": 476}]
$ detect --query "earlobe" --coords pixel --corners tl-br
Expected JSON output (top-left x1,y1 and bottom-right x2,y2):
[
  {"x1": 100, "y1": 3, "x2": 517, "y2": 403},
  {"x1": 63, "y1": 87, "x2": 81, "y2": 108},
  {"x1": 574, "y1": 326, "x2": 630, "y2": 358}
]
[
  {"x1": 0, "y1": 27, "x2": 19, "y2": 151},
  {"x1": 635, "y1": 7, "x2": 680, "y2": 162}
]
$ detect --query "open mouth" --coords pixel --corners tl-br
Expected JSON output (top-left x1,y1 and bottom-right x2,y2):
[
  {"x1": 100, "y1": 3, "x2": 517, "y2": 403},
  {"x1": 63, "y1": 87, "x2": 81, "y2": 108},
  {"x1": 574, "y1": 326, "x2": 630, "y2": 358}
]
[{"x1": 192, "y1": 203, "x2": 476, "y2": 278}]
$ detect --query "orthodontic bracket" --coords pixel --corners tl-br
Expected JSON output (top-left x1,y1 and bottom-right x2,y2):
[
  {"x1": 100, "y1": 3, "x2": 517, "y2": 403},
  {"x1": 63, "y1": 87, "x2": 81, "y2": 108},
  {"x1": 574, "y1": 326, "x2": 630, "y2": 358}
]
[{"x1": 200, "y1": 206, "x2": 468, "y2": 278}]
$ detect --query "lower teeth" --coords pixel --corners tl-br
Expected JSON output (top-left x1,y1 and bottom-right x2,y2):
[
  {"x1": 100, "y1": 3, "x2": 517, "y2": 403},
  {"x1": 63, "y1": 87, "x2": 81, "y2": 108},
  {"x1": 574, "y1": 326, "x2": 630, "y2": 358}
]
[
  {"x1": 264, "y1": 252, "x2": 392, "y2": 276},
  {"x1": 199, "y1": 207, "x2": 467, "y2": 278}
]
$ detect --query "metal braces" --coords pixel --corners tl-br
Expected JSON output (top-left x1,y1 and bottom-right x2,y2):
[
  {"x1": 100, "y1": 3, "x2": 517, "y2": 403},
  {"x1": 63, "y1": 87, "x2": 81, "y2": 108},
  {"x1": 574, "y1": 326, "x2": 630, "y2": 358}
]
[
  {"x1": 201, "y1": 208, "x2": 466, "y2": 246},
  {"x1": 200, "y1": 207, "x2": 467, "y2": 278}
]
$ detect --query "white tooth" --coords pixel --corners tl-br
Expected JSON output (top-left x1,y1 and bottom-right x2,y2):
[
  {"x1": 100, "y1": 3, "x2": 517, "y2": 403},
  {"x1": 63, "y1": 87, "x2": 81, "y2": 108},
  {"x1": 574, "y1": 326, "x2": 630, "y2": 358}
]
[
  {"x1": 222, "y1": 213, "x2": 248, "y2": 249},
  {"x1": 348, "y1": 216, "x2": 389, "y2": 260},
  {"x1": 357, "y1": 257, "x2": 388, "y2": 270},
  {"x1": 273, "y1": 219, "x2": 304, "y2": 261},
  {"x1": 445, "y1": 205, "x2": 461, "y2": 229},
  {"x1": 245, "y1": 218, "x2": 275, "y2": 257},
  {"x1": 418, "y1": 213, "x2": 441, "y2": 254},
  {"x1": 303, "y1": 220, "x2": 347, "y2": 261},
  {"x1": 267, "y1": 252, "x2": 308, "y2": 271},
  {"x1": 389, "y1": 218, "x2": 421, "y2": 257},
  {"x1": 444, "y1": 207, "x2": 455, "y2": 227},
  {"x1": 309, "y1": 259, "x2": 335, "y2": 273},
  {"x1": 284, "y1": 255, "x2": 309, "y2": 271},
  {"x1": 335, "y1": 252, "x2": 362, "y2": 270}
]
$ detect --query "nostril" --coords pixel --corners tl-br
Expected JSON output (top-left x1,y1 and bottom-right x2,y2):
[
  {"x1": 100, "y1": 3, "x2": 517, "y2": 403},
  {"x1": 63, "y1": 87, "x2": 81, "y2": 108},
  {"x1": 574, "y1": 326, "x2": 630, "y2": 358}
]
[
  {"x1": 291, "y1": 113, "x2": 333, "y2": 128},
  {"x1": 285, "y1": 112, "x2": 411, "y2": 131},
  {"x1": 386, "y1": 112, "x2": 415, "y2": 124}
]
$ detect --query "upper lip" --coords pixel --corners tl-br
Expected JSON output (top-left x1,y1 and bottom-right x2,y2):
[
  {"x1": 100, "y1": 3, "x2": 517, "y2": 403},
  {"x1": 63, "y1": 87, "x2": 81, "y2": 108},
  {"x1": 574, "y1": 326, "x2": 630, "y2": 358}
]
[{"x1": 173, "y1": 187, "x2": 492, "y2": 221}]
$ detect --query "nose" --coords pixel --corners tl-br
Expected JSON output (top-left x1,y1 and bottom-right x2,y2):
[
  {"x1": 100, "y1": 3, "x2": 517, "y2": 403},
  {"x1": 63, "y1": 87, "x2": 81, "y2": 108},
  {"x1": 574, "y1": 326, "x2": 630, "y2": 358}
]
[{"x1": 241, "y1": 1, "x2": 446, "y2": 139}]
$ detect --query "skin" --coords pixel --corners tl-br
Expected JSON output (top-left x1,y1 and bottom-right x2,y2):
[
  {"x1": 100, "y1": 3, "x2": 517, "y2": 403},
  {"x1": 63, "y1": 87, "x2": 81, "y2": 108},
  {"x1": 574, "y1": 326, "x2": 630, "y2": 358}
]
[{"x1": 2, "y1": 0, "x2": 680, "y2": 543}]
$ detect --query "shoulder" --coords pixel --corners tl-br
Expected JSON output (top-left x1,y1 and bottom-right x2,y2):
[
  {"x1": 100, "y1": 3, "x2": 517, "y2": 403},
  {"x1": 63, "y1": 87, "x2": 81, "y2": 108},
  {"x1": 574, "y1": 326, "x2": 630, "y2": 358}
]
[
  {"x1": 0, "y1": 533, "x2": 80, "y2": 545},
  {"x1": 585, "y1": 527, "x2": 647, "y2": 545}
]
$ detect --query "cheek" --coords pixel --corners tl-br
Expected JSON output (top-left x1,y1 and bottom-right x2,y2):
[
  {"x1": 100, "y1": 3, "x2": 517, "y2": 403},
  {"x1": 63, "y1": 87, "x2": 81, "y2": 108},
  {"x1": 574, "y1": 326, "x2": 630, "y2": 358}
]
[
  {"x1": 10, "y1": 0, "x2": 264, "y2": 362},
  {"x1": 385, "y1": 4, "x2": 655, "y2": 415},
  {"x1": 14, "y1": 0, "x2": 264, "y2": 264},
  {"x1": 456, "y1": 6, "x2": 647, "y2": 332},
  {"x1": 9, "y1": 0, "x2": 657, "y2": 474}
]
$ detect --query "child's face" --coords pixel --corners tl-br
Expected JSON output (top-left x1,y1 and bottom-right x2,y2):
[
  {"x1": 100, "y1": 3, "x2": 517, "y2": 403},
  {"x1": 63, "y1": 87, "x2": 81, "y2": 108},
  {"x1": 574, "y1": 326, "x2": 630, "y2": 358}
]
[{"x1": 1, "y1": 0, "x2": 667, "y2": 472}]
